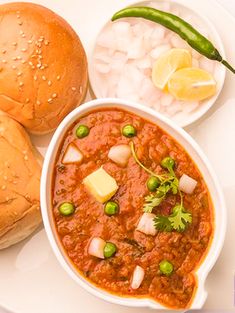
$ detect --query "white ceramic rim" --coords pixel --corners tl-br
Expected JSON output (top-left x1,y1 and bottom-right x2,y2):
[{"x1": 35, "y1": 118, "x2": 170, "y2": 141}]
[
  {"x1": 41, "y1": 98, "x2": 227, "y2": 311},
  {"x1": 88, "y1": 0, "x2": 226, "y2": 128}
]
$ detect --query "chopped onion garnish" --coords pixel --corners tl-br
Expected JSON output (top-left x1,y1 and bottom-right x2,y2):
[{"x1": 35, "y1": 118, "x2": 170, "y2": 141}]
[
  {"x1": 136, "y1": 213, "x2": 157, "y2": 236},
  {"x1": 131, "y1": 265, "x2": 145, "y2": 289},
  {"x1": 88, "y1": 237, "x2": 106, "y2": 259},
  {"x1": 62, "y1": 143, "x2": 83, "y2": 165},
  {"x1": 179, "y1": 174, "x2": 197, "y2": 194},
  {"x1": 108, "y1": 144, "x2": 131, "y2": 167}
]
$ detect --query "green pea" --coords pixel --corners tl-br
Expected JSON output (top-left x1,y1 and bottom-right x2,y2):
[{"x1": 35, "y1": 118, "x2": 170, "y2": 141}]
[
  {"x1": 59, "y1": 202, "x2": 75, "y2": 216},
  {"x1": 104, "y1": 242, "x2": 117, "y2": 258},
  {"x1": 104, "y1": 201, "x2": 119, "y2": 216},
  {"x1": 76, "y1": 125, "x2": 90, "y2": 138},
  {"x1": 161, "y1": 157, "x2": 175, "y2": 170},
  {"x1": 147, "y1": 176, "x2": 160, "y2": 192},
  {"x1": 159, "y1": 260, "x2": 174, "y2": 276},
  {"x1": 122, "y1": 124, "x2": 136, "y2": 138}
]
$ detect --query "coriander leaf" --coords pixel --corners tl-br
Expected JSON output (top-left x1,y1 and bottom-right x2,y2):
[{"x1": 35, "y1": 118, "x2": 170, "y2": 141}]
[
  {"x1": 154, "y1": 215, "x2": 173, "y2": 232},
  {"x1": 169, "y1": 205, "x2": 192, "y2": 232},
  {"x1": 143, "y1": 194, "x2": 165, "y2": 213},
  {"x1": 171, "y1": 177, "x2": 179, "y2": 195}
]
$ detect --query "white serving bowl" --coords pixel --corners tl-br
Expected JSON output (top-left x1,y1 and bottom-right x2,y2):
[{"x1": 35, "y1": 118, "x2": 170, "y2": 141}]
[
  {"x1": 41, "y1": 98, "x2": 227, "y2": 310},
  {"x1": 89, "y1": 0, "x2": 226, "y2": 127}
]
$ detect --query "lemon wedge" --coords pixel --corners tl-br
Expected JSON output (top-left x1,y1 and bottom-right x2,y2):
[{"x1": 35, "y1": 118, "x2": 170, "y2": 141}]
[
  {"x1": 152, "y1": 48, "x2": 192, "y2": 89},
  {"x1": 168, "y1": 68, "x2": 217, "y2": 101}
]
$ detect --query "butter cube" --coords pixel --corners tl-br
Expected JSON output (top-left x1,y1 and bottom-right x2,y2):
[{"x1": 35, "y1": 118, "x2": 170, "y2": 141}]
[{"x1": 83, "y1": 167, "x2": 118, "y2": 203}]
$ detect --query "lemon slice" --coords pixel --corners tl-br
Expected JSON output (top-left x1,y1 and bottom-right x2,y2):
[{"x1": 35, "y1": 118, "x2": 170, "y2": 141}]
[
  {"x1": 152, "y1": 48, "x2": 192, "y2": 89},
  {"x1": 168, "y1": 67, "x2": 217, "y2": 101}
]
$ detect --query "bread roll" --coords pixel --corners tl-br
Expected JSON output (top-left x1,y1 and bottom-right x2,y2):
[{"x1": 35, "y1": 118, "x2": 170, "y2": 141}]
[
  {"x1": 0, "y1": 115, "x2": 42, "y2": 249},
  {"x1": 0, "y1": 2, "x2": 88, "y2": 134}
]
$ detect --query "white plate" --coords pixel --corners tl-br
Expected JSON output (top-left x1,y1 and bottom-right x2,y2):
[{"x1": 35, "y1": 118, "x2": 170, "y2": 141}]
[
  {"x1": 88, "y1": 0, "x2": 226, "y2": 127},
  {"x1": 0, "y1": 0, "x2": 235, "y2": 313}
]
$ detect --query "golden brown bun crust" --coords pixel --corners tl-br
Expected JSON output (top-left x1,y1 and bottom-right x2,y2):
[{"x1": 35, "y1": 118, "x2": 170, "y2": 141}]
[
  {"x1": 0, "y1": 2, "x2": 88, "y2": 134},
  {"x1": 0, "y1": 115, "x2": 42, "y2": 249}
]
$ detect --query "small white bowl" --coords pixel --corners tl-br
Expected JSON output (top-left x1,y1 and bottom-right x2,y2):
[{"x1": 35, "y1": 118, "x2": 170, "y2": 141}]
[
  {"x1": 89, "y1": 0, "x2": 226, "y2": 128},
  {"x1": 41, "y1": 98, "x2": 227, "y2": 311}
]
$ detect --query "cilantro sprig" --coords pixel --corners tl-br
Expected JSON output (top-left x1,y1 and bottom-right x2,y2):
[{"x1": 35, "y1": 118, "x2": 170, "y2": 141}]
[
  {"x1": 154, "y1": 205, "x2": 192, "y2": 232},
  {"x1": 130, "y1": 142, "x2": 192, "y2": 232}
]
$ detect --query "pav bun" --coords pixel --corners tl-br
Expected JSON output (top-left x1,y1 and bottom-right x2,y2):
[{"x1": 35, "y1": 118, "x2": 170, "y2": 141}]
[
  {"x1": 0, "y1": 115, "x2": 42, "y2": 249},
  {"x1": 0, "y1": 2, "x2": 88, "y2": 134}
]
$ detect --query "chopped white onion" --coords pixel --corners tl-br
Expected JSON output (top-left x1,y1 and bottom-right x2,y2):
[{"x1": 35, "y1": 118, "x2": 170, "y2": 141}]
[
  {"x1": 136, "y1": 213, "x2": 157, "y2": 236},
  {"x1": 108, "y1": 144, "x2": 131, "y2": 167},
  {"x1": 62, "y1": 143, "x2": 83, "y2": 165},
  {"x1": 179, "y1": 174, "x2": 198, "y2": 194},
  {"x1": 131, "y1": 265, "x2": 145, "y2": 289},
  {"x1": 88, "y1": 237, "x2": 106, "y2": 259}
]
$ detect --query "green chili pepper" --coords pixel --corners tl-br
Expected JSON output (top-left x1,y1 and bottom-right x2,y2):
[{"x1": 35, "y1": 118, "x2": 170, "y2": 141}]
[{"x1": 112, "y1": 7, "x2": 235, "y2": 74}]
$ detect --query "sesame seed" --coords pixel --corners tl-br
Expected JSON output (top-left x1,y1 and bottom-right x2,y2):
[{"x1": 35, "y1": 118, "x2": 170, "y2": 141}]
[
  {"x1": 12, "y1": 56, "x2": 17, "y2": 61},
  {"x1": 28, "y1": 61, "x2": 33, "y2": 66},
  {"x1": 40, "y1": 65, "x2": 45, "y2": 70},
  {"x1": 2, "y1": 49, "x2": 6, "y2": 54},
  {"x1": 22, "y1": 34, "x2": 26, "y2": 38},
  {"x1": 2, "y1": 60, "x2": 6, "y2": 63},
  {"x1": 31, "y1": 55, "x2": 37, "y2": 58},
  {"x1": 44, "y1": 40, "x2": 49, "y2": 45},
  {"x1": 17, "y1": 14, "x2": 20, "y2": 19},
  {"x1": 38, "y1": 38, "x2": 44, "y2": 42},
  {"x1": 57, "y1": 75, "x2": 61, "y2": 80},
  {"x1": 17, "y1": 56, "x2": 22, "y2": 60},
  {"x1": 1, "y1": 185, "x2": 6, "y2": 190},
  {"x1": 48, "y1": 80, "x2": 52, "y2": 86},
  {"x1": 17, "y1": 72, "x2": 22, "y2": 76},
  {"x1": 36, "y1": 100, "x2": 41, "y2": 105},
  {"x1": 24, "y1": 155, "x2": 28, "y2": 161},
  {"x1": 18, "y1": 21, "x2": 23, "y2": 26},
  {"x1": 3, "y1": 175, "x2": 7, "y2": 181},
  {"x1": 42, "y1": 75, "x2": 46, "y2": 81},
  {"x1": 21, "y1": 48, "x2": 27, "y2": 52},
  {"x1": 37, "y1": 64, "x2": 41, "y2": 69},
  {"x1": 26, "y1": 98, "x2": 30, "y2": 103},
  {"x1": 52, "y1": 93, "x2": 57, "y2": 98},
  {"x1": 79, "y1": 86, "x2": 83, "y2": 94},
  {"x1": 34, "y1": 75, "x2": 37, "y2": 81},
  {"x1": 31, "y1": 65, "x2": 35, "y2": 69},
  {"x1": 12, "y1": 65, "x2": 16, "y2": 70},
  {"x1": 19, "y1": 82, "x2": 24, "y2": 87},
  {"x1": 71, "y1": 87, "x2": 76, "y2": 91},
  {"x1": 38, "y1": 55, "x2": 43, "y2": 59},
  {"x1": 48, "y1": 98, "x2": 53, "y2": 103},
  {"x1": 12, "y1": 42, "x2": 17, "y2": 46},
  {"x1": 28, "y1": 40, "x2": 33, "y2": 44},
  {"x1": 21, "y1": 60, "x2": 26, "y2": 64},
  {"x1": 20, "y1": 30, "x2": 24, "y2": 35}
]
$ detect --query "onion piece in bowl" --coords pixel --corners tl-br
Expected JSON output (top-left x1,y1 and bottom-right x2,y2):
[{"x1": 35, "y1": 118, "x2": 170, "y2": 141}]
[
  {"x1": 131, "y1": 265, "x2": 145, "y2": 290},
  {"x1": 179, "y1": 174, "x2": 197, "y2": 194}
]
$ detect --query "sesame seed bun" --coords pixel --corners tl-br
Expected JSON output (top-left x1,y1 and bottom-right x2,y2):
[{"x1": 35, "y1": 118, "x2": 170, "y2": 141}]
[
  {"x1": 0, "y1": 2, "x2": 88, "y2": 134},
  {"x1": 0, "y1": 115, "x2": 42, "y2": 249}
]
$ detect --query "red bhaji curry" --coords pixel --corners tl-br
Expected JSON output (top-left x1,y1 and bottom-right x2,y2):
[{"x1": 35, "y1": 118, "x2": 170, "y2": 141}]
[{"x1": 52, "y1": 108, "x2": 214, "y2": 309}]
